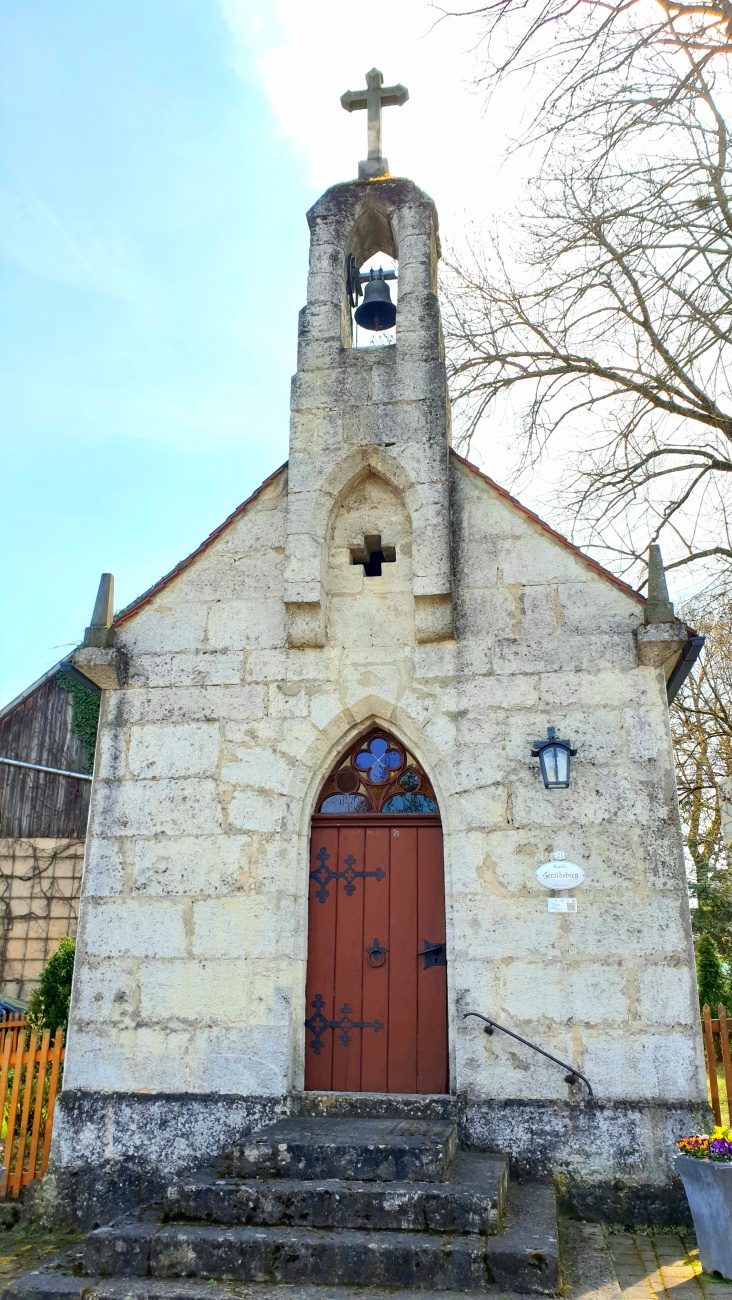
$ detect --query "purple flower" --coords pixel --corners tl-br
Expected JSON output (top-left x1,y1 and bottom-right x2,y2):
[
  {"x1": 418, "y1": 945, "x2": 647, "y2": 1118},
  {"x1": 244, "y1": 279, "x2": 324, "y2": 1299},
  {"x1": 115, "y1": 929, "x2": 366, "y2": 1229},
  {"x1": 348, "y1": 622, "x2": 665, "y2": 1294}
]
[{"x1": 709, "y1": 1138, "x2": 732, "y2": 1162}]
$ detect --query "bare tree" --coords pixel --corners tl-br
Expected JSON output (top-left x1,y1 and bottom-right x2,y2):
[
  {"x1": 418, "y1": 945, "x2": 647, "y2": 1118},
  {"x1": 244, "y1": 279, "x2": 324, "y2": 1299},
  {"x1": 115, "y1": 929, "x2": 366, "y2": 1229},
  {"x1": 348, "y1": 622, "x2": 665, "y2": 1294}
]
[
  {"x1": 440, "y1": 0, "x2": 732, "y2": 589},
  {"x1": 672, "y1": 588, "x2": 732, "y2": 955}
]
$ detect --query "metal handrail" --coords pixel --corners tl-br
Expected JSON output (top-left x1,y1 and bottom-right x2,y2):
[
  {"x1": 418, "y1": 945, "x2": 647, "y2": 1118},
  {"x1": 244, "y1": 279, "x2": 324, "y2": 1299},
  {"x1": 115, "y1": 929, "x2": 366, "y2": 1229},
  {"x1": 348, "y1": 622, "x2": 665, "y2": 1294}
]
[
  {"x1": 0, "y1": 756, "x2": 93, "y2": 781},
  {"x1": 464, "y1": 1011, "x2": 594, "y2": 1100}
]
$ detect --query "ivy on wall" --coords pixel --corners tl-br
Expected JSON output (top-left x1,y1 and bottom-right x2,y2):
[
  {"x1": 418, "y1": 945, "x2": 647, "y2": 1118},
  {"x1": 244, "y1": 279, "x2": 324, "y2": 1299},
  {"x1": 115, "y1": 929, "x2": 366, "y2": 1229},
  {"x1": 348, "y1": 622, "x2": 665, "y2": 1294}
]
[
  {"x1": 55, "y1": 672, "x2": 100, "y2": 772},
  {"x1": 0, "y1": 839, "x2": 83, "y2": 1005}
]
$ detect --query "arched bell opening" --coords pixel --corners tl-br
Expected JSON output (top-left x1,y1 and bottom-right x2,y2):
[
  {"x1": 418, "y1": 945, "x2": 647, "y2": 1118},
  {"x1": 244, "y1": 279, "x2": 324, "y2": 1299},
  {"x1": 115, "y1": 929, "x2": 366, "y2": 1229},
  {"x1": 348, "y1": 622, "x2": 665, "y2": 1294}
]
[
  {"x1": 305, "y1": 726, "x2": 448, "y2": 1095},
  {"x1": 346, "y1": 205, "x2": 399, "y2": 349},
  {"x1": 349, "y1": 252, "x2": 398, "y2": 349}
]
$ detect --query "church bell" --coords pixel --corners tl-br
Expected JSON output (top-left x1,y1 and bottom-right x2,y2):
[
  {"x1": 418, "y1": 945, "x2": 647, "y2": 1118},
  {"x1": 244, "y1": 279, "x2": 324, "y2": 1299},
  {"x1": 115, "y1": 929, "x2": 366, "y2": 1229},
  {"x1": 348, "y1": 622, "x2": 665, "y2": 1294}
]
[{"x1": 354, "y1": 269, "x2": 397, "y2": 332}]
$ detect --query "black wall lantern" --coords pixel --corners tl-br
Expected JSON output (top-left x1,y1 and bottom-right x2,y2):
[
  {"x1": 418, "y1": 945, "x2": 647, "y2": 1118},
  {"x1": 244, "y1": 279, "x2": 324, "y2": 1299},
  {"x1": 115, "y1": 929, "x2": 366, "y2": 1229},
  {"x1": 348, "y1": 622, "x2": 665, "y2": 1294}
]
[{"x1": 531, "y1": 727, "x2": 577, "y2": 789}]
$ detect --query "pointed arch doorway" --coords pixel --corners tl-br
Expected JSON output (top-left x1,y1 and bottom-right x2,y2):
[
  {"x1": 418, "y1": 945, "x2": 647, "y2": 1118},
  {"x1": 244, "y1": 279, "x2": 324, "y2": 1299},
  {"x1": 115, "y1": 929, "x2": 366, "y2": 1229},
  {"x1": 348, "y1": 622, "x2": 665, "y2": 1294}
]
[{"x1": 305, "y1": 728, "x2": 448, "y2": 1094}]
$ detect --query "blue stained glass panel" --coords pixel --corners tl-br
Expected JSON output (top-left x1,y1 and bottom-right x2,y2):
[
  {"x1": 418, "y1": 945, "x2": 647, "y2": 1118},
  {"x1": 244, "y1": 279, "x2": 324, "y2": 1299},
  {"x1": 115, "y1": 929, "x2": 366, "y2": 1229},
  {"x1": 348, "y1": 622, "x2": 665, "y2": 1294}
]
[
  {"x1": 381, "y1": 793, "x2": 439, "y2": 814},
  {"x1": 355, "y1": 736, "x2": 402, "y2": 784}
]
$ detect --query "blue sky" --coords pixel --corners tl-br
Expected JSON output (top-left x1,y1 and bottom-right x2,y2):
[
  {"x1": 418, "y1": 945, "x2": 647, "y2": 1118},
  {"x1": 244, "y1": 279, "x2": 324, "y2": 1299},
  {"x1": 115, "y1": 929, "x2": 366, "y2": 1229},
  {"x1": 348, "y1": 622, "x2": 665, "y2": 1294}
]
[
  {"x1": 0, "y1": 0, "x2": 523, "y2": 705},
  {"x1": 1, "y1": 1, "x2": 316, "y2": 704}
]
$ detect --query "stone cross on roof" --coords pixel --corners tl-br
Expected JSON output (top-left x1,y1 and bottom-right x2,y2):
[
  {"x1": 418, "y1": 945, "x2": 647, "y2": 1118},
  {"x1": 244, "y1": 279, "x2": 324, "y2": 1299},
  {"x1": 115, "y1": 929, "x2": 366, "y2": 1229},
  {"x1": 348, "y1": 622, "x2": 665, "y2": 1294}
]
[{"x1": 341, "y1": 68, "x2": 409, "y2": 180}]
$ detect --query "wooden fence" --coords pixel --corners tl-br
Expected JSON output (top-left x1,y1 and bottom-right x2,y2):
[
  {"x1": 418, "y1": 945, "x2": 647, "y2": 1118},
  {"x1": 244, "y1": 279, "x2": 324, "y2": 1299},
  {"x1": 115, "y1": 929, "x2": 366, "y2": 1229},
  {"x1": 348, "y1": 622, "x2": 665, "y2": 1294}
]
[
  {"x1": 0, "y1": 1015, "x2": 27, "y2": 1059},
  {"x1": 702, "y1": 1002, "x2": 732, "y2": 1126},
  {"x1": 0, "y1": 1020, "x2": 64, "y2": 1198}
]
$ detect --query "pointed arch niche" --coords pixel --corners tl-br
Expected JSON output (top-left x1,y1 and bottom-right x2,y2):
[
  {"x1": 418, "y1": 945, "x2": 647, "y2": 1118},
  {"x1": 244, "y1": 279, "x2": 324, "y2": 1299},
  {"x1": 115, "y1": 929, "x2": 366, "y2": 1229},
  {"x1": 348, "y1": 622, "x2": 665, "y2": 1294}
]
[{"x1": 327, "y1": 471, "x2": 414, "y2": 648}]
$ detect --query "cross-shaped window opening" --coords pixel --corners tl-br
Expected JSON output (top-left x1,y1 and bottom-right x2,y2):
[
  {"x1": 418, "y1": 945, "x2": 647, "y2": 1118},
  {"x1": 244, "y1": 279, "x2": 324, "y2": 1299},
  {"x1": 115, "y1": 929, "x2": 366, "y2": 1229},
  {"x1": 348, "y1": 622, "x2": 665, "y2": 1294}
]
[{"x1": 350, "y1": 533, "x2": 396, "y2": 578}]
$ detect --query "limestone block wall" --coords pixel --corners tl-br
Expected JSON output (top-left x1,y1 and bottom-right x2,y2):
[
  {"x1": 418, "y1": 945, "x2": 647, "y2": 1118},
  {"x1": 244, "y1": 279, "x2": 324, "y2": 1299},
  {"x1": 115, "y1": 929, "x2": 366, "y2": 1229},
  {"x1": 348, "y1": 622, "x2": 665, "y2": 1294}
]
[
  {"x1": 65, "y1": 453, "x2": 706, "y2": 1109},
  {"x1": 0, "y1": 838, "x2": 83, "y2": 1001}
]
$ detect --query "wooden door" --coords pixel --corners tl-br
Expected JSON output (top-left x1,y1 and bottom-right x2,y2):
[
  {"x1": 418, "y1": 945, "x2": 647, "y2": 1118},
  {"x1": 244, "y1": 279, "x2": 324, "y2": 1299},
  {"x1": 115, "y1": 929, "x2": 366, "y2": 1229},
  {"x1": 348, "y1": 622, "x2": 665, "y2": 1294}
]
[{"x1": 305, "y1": 814, "x2": 448, "y2": 1094}]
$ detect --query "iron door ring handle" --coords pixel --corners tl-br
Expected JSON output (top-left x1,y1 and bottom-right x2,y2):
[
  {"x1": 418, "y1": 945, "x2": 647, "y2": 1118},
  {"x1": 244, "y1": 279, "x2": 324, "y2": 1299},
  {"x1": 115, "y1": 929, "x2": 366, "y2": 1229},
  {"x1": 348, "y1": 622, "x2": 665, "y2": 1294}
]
[{"x1": 365, "y1": 938, "x2": 388, "y2": 968}]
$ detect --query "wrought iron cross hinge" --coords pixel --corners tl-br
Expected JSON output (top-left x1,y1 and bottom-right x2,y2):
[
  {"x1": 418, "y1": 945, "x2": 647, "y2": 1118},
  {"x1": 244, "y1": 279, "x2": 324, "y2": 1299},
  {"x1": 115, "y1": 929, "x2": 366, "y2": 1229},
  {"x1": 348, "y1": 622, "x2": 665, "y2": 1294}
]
[
  {"x1": 310, "y1": 848, "x2": 386, "y2": 904},
  {"x1": 305, "y1": 993, "x2": 384, "y2": 1055}
]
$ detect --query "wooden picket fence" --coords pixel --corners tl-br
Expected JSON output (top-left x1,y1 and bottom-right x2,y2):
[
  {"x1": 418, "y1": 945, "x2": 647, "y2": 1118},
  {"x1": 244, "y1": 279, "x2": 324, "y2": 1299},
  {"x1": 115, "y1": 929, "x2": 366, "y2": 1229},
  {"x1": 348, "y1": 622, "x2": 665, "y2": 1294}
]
[
  {"x1": 0, "y1": 1014, "x2": 28, "y2": 1058},
  {"x1": 702, "y1": 1003, "x2": 732, "y2": 1126},
  {"x1": 0, "y1": 1019, "x2": 64, "y2": 1198}
]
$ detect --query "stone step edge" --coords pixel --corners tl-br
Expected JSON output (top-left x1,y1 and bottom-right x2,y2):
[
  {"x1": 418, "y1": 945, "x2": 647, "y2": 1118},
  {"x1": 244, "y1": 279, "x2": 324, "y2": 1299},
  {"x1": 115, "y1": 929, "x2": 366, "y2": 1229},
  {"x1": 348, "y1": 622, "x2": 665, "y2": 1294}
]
[
  {"x1": 78, "y1": 1183, "x2": 558, "y2": 1295},
  {"x1": 0, "y1": 1223, "x2": 612, "y2": 1300},
  {"x1": 83, "y1": 1223, "x2": 492, "y2": 1293},
  {"x1": 0, "y1": 1271, "x2": 551, "y2": 1300},
  {"x1": 160, "y1": 1152, "x2": 508, "y2": 1234},
  {"x1": 295, "y1": 1090, "x2": 460, "y2": 1121},
  {"x1": 229, "y1": 1119, "x2": 458, "y2": 1183}
]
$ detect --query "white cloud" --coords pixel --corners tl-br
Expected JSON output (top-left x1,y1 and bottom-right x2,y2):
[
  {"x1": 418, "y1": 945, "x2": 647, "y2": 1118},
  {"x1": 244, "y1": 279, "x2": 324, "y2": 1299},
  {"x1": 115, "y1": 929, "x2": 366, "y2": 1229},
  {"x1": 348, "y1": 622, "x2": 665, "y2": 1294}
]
[
  {"x1": 219, "y1": 1, "x2": 545, "y2": 490},
  {"x1": 220, "y1": 0, "x2": 529, "y2": 240}
]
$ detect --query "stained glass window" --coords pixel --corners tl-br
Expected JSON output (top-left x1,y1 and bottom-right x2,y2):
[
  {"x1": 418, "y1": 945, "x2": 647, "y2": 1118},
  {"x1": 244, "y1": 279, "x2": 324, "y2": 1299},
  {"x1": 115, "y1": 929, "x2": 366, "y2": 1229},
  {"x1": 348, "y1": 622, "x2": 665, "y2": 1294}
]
[
  {"x1": 320, "y1": 794, "x2": 371, "y2": 814},
  {"x1": 316, "y1": 728, "x2": 439, "y2": 815}
]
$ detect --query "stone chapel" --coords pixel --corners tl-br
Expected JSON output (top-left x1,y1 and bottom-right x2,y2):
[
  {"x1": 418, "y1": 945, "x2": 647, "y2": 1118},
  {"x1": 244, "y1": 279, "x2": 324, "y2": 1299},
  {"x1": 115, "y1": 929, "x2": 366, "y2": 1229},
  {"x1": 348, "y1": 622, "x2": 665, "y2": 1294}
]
[{"x1": 55, "y1": 71, "x2": 710, "y2": 1236}]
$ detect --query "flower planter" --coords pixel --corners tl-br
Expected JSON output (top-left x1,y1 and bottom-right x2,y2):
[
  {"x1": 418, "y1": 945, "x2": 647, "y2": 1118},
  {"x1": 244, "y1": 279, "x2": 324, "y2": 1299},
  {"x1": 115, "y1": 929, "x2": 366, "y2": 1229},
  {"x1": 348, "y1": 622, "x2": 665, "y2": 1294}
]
[{"x1": 676, "y1": 1154, "x2": 732, "y2": 1279}]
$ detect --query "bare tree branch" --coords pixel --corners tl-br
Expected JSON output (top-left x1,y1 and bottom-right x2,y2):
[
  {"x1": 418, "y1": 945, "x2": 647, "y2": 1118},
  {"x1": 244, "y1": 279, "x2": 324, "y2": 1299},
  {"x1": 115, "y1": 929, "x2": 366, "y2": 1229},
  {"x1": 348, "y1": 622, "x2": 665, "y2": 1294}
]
[
  {"x1": 439, "y1": 0, "x2": 732, "y2": 588},
  {"x1": 671, "y1": 589, "x2": 732, "y2": 956}
]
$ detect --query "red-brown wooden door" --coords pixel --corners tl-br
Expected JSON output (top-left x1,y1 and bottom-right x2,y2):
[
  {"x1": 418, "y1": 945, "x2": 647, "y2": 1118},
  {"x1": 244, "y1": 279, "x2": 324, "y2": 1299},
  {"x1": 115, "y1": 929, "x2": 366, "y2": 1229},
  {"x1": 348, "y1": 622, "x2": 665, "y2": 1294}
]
[{"x1": 305, "y1": 814, "x2": 448, "y2": 1094}]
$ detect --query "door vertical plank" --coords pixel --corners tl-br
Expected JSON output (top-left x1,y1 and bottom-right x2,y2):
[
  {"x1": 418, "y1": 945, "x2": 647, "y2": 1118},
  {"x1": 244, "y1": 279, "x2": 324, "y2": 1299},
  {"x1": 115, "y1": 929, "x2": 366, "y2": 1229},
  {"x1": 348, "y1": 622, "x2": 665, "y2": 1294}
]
[
  {"x1": 361, "y1": 824, "x2": 391, "y2": 1092},
  {"x1": 388, "y1": 825, "x2": 418, "y2": 1092},
  {"x1": 417, "y1": 827, "x2": 449, "y2": 1094},
  {"x1": 305, "y1": 826, "x2": 339, "y2": 1090},
  {"x1": 332, "y1": 826, "x2": 365, "y2": 1091}
]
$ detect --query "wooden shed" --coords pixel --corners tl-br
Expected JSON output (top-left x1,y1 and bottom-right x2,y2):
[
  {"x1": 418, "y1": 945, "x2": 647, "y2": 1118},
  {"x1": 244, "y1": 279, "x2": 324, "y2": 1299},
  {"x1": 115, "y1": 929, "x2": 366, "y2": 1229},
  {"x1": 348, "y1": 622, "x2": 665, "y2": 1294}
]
[{"x1": 0, "y1": 663, "x2": 99, "y2": 1001}]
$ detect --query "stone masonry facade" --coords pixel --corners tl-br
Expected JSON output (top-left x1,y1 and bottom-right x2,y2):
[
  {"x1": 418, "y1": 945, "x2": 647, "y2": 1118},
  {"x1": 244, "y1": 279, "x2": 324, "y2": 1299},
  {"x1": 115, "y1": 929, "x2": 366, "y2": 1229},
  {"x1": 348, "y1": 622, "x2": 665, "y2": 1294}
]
[{"x1": 58, "y1": 178, "x2": 709, "y2": 1222}]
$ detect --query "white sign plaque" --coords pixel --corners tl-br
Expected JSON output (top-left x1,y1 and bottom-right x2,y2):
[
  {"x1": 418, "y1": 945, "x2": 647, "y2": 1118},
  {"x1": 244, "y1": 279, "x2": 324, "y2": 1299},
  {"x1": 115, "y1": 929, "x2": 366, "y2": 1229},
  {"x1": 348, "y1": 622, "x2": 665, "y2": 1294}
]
[
  {"x1": 548, "y1": 897, "x2": 577, "y2": 913},
  {"x1": 535, "y1": 860, "x2": 585, "y2": 890}
]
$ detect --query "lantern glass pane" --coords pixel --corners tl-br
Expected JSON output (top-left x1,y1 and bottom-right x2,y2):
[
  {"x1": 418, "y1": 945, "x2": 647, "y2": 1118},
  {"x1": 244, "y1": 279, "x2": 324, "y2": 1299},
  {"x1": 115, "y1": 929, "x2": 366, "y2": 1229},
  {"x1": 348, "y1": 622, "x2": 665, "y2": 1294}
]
[{"x1": 540, "y1": 744, "x2": 570, "y2": 788}]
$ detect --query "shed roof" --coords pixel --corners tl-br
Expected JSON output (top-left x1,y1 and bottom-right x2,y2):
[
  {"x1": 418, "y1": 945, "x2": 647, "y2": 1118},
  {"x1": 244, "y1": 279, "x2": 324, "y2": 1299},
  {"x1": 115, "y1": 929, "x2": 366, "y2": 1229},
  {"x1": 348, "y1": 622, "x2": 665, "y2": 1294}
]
[{"x1": 0, "y1": 662, "x2": 65, "y2": 724}]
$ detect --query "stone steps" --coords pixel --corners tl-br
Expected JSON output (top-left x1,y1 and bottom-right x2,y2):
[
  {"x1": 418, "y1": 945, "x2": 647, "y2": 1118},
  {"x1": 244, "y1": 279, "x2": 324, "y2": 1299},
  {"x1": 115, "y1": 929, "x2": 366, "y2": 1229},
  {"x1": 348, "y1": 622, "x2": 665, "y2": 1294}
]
[
  {"x1": 229, "y1": 1117, "x2": 457, "y2": 1182},
  {"x1": 24, "y1": 1182, "x2": 556, "y2": 1296},
  {"x1": 7, "y1": 1113, "x2": 560, "y2": 1296},
  {"x1": 2, "y1": 1277, "x2": 553, "y2": 1300},
  {"x1": 161, "y1": 1152, "x2": 508, "y2": 1234},
  {"x1": 83, "y1": 1221, "x2": 491, "y2": 1291}
]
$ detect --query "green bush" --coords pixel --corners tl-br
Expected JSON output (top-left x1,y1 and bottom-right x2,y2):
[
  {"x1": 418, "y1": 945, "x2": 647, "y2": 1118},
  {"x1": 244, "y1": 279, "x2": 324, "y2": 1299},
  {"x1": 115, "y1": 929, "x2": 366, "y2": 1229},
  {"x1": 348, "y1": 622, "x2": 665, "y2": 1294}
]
[
  {"x1": 695, "y1": 933, "x2": 730, "y2": 1012},
  {"x1": 26, "y1": 937, "x2": 76, "y2": 1038}
]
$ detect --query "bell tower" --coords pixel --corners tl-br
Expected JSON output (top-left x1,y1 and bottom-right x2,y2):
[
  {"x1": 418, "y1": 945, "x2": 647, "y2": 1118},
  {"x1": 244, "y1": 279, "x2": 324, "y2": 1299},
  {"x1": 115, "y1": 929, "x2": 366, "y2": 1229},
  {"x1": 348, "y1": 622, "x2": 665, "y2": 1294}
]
[{"x1": 284, "y1": 72, "x2": 453, "y2": 649}]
